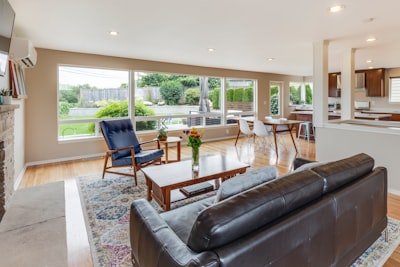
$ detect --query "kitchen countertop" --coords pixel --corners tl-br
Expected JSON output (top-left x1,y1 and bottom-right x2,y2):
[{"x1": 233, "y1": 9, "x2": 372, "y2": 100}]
[
  {"x1": 359, "y1": 109, "x2": 400, "y2": 114},
  {"x1": 291, "y1": 110, "x2": 392, "y2": 120}
]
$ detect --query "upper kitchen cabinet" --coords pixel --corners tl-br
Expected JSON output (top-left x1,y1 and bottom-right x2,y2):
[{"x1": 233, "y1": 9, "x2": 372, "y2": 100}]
[
  {"x1": 328, "y1": 72, "x2": 341, "y2": 97},
  {"x1": 365, "y1": 68, "x2": 385, "y2": 97}
]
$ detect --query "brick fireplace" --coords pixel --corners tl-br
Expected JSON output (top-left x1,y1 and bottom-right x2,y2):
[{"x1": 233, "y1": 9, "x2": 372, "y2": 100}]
[{"x1": 0, "y1": 104, "x2": 18, "y2": 220}]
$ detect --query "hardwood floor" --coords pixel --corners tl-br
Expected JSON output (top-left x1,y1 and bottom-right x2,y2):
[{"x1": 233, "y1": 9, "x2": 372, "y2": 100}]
[{"x1": 18, "y1": 136, "x2": 400, "y2": 266}]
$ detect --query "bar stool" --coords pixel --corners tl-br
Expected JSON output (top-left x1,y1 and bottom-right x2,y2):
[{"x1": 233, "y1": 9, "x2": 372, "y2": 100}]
[{"x1": 298, "y1": 121, "x2": 314, "y2": 142}]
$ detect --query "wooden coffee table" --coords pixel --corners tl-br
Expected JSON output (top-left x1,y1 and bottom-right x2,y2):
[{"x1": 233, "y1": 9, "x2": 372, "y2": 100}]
[{"x1": 142, "y1": 154, "x2": 249, "y2": 211}]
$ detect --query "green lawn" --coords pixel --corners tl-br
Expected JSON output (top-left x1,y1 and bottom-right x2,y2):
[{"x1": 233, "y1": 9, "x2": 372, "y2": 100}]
[{"x1": 59, "y1": 122, "x2": 94, "y2": 137}]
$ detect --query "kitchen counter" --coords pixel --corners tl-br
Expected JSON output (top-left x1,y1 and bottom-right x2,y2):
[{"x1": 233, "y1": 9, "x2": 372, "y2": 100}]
[{"x1": 291, "y1": 110, "x2": 392, "y2": 120}]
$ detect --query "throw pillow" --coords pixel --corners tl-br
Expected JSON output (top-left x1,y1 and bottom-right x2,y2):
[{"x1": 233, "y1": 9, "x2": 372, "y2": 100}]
[
  {"x1": 295, "y1": 161, "x2": 329, "y2": 172},
  {"x1": 214, "y1": 165, "x2": 277, "y2": 202}
]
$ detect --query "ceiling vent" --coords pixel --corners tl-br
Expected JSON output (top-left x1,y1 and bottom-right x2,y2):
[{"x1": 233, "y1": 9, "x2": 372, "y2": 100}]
[{"x1": 9, "y1": 37, "x2": 37, "y2": 68}]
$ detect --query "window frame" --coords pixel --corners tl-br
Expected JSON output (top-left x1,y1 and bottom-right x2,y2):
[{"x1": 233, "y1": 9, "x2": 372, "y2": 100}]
[{"x1": 57, "y1": 66, "x2": 258, "y2": 142}]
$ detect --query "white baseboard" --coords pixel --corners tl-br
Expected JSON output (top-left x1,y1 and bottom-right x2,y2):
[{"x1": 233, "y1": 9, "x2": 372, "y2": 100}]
[
  {"x1": 13, "y1": 166, "x2": 27, "y2": 191},
  {"x1": 388, "y1": 188, "x2": 400, "y2": 196},
  {"x1": 25, "y1": 153, "x2": 104, "y2": 167}
]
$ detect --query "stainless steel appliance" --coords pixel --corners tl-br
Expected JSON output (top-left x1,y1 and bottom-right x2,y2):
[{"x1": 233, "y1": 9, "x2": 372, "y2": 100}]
[{"x1": 354, "y1": 101, "x2": 370, "y2": 110}]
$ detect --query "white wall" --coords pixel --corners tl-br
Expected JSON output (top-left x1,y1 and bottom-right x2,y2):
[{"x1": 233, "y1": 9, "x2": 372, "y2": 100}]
[
  {"x1": 315, "y1": 123, "x2": 400, "y2": 194},
  {"x1": 23, "y1": 48, "x2": 302, "y2": 164}
]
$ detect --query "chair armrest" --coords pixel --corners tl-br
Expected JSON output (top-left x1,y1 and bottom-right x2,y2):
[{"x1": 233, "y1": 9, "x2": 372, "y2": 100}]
[
  {"x1": 140, "y1": 139, "x2": 161, "y2": 149},
  {"x1": 108, "y1": 146, "x2": 136, "y2": 155},
  {"x1": 293, "y1": 158, "x2": 316, "y2": 170},
  {"x1": 130, "y1": 199, "x2": 219, "y2": 267}
]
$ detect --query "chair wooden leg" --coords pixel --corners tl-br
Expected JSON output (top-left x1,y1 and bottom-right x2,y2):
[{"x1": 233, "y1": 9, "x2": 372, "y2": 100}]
[
  {"x1": 133, "y1": 165, "x2": 138, "y2": 186},
  {"x1": 102, "y1": 154, "x2": 109, "y2": 179}
]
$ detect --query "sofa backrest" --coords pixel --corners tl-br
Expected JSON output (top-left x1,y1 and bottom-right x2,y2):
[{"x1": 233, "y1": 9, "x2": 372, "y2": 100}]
[
  {"x1": 186, "y1": 170, "x2": 324, "y2": 252},
  {"x1": 310, "y1": 153, "x2": 374, "y2": 193}
]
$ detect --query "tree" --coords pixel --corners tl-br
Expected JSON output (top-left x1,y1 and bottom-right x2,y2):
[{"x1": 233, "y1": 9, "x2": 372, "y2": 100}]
[
  {"x1": 199, "y1": 77, "x2": 210, "y2": 112},
  {"x1": 208, "y1": 78, "x2": 220, "y2": 89},
  {"x1": 179, "y1": 76, "x2": 198, "y2": 87},
  {"x1": 138, "y1": 73, "x2": 170, "y2": 87},
  {"x1": 160, "y1": 80, "x2": 183, "y2": 105},
  {"x1": 59, "y1": 90, "x2": 78, "y2": 104}
]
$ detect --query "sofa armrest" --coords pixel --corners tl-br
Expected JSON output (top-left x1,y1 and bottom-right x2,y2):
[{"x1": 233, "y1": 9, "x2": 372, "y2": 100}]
[
  {"x1": 293, "y1": 158, "x2": 316, "y2": 170},
  {"x1": 130, "y1": 199, "x2": 219, "y2": 267}
]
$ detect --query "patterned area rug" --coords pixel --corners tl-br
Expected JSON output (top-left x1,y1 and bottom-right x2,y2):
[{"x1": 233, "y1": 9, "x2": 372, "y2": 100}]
[
  {"x1": 77, "y1": 171, "x2": 214, "y2": 267},
  {"x1": 77, "y1": 171, "x2": 400, "y2": 267}
]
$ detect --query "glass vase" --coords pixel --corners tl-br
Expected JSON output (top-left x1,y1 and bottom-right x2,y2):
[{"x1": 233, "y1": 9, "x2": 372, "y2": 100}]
[{"x1": 192, "y1": 146, "x2": 200, "y2": 171}]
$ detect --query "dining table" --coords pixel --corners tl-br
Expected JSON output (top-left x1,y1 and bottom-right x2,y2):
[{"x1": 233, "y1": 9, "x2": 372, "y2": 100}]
[{"x1": 234, "y1": 117, "x2": 303, "y2": 154}]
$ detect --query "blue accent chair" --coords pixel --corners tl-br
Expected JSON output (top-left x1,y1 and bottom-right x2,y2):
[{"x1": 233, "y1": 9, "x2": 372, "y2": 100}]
[{"x1": 99, "y1": 119, "x2": 164, "y2": 185}]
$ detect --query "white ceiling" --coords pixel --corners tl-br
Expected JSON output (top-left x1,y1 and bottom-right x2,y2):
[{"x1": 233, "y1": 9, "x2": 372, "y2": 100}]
[{"x1": 8, "y1": 0, "x2": 400, "y2": 76}]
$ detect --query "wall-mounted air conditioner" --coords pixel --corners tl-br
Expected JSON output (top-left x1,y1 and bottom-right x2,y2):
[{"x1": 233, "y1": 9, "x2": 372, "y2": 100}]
[{"x1": 9, "y1": 37, "x2": 37, "y2": 68}]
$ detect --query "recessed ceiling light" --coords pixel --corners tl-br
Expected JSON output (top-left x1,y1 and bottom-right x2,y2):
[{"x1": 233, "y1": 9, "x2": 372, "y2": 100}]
[
  {"x1": 208, "y1": 48, "x2": 215, "y2": 52},
  {"x1": 267, "y1": 58, "x2": 275, "y2": 61},
  {"x1": 368, "y1": 66, "x2": 374, "y2": 69},
  {"x1": 329, "y1": 5, "x2": 345, "y2": 13},
  {"x1": 366, "y1": 37, "x2": 376, "y2": 42},
  {"x1": 366, "y1": 59, "x2": 373, "y2": 63},
  {"x1": 109, "y1": 31, "x2": 119, "y2": 36}
]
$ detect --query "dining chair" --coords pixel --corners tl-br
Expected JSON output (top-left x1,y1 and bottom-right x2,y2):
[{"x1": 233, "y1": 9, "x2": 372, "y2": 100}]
[
  {"x1": 238, "y1": 119, "x2": 254, "y2": 146},
  {"x1": 253, "y1": 120, "x2": 273, "y2": 149},
  {"x1": 99, "y1": 118, "x2": 164, "y2": 185}
]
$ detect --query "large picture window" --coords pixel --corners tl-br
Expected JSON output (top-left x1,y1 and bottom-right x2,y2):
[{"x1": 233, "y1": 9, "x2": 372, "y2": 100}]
[
  {"x1": 58, "y1": 66, "x2": 257, "y2": 140},
  {"x1": 133, "y1": 73, "x2": 256, "y2": 131},
  {"x1": 58, "y1": 66, "x2": 129, "y2": 140}
]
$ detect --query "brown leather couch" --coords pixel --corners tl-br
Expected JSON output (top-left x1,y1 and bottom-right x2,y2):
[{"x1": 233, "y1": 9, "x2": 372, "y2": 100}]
[{"x1": 130, "y1": 153, "x2": 387, "y2": 267}]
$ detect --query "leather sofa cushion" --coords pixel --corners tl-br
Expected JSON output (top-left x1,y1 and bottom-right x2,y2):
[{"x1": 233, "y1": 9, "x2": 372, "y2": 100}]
[
  {"x1": 214, "y1": 166, "x2": 277, "y2": 202},
  {"x1": 310, "y1": 153, "x2": 374, "y2": 193},
  {"x1": 160, "y1": 197, "x2": 215, "y2": 243},
  {"x1": 187, "y1": 170, "x2": 324, "y2": 252}
]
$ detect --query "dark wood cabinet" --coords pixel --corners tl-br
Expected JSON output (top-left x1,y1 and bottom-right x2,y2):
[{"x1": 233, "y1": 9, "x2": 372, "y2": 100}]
[
  {"x1": 365, "y1": 68, "x2": 385, "y2": 97},
  {"x1": 328, "y1": 72, "x2": 340, "y2": 97}
]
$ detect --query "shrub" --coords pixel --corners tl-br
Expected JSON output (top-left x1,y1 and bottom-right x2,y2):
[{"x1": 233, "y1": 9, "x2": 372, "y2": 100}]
[
  {"x1": 233, "y1": 88, "x2": 244, "y2": 102},
  {"x1": 95, "y1": 101, "x2": 129, "y2": 118},
  {"x1": 89, "y1": 101, "x2": 156, "y2": 132},
  {"x1": 210, "y1": 88, "x2": 220, "y2": 109},
  {"x1": 270, "y1": 94, "x2": 279, "y2": 115},
  {"x1": 243, "y1": 87, "x2": 253, "y2": 102},
  {"x1": 305, "y1": 84, "x2": 313, "y2": 104},
  {"x1": 134, "y1": 102, "x2": 157, "y2": 130},
  {"x1": 160, "y1": 80, "x2": 183, "y2": 105},
  {"x1": 227, "y1": 89, "x2": 234, "y2": 102},
  {"x1": 184, "y1": 88, "x2": 200, "y2": 104},
  {"x1": 59, "y1": 101, "x2": 70, "y2": 116}
]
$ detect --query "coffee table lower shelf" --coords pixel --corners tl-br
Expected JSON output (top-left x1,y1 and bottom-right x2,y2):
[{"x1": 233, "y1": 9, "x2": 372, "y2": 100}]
[{"x1": 151, "y1": 181, "x2": 217, "y2": 210}]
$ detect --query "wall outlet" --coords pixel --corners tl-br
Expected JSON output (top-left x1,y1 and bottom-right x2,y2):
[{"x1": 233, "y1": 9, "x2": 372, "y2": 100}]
[{"x1": 226, "y1": 129, "x2": 229, "y2": 134}]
